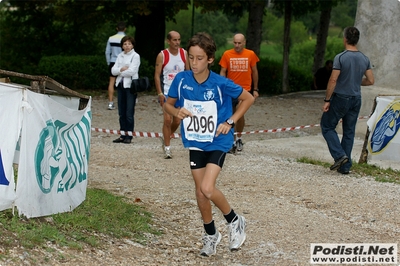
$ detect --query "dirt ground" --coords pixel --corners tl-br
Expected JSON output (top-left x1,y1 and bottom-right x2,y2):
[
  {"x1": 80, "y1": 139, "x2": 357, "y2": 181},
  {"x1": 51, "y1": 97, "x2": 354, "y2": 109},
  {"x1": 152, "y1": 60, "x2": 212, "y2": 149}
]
[{"x1": 3, "y1": 92, "x2": 399, "y2": 266}]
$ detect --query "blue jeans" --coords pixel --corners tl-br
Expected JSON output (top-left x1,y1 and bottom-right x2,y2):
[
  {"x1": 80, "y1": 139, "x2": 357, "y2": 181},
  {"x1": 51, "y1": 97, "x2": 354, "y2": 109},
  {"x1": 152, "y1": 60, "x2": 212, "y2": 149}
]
[
  {"x1": 321, "y1": 93, "x2": 361, "y2": 170},
  {"x1": 117, "y1": 83, "x2": 137, "y2": 140}
]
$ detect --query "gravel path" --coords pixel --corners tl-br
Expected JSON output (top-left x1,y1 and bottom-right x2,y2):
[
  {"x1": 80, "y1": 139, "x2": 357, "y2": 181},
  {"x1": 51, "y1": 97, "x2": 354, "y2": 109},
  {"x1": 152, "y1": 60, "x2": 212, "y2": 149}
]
[{"x1": 3, "y1": 92, "x2": 399, "y2": 265}]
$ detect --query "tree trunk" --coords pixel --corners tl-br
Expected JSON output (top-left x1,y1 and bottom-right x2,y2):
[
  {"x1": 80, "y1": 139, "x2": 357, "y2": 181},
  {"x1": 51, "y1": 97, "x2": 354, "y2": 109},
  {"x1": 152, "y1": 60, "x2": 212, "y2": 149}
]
[
  {"x1": 282, "y1": 0, "x2": 292, "y2": 93},
  {"x1": 312, "y1": 7, "x2": 332, "y2": 74},
  {"x1": 246, "y1": 0, "x2": 266, "y2": 57},
  {"x1": 134, "y1": 5, "x2": 166, "y2": 63}
]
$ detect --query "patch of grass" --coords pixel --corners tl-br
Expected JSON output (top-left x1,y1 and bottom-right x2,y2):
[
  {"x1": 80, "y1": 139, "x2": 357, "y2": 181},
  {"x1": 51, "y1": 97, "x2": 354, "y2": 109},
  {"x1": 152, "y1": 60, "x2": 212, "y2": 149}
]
[
  {"x1": 328, "y1": 26, "x2": 343, "y2": 38},
  {"x1": 0, "y1": 188, "x2": 160, "y2": 255},
  {"x1": 297, "y1": 157, "x2": 400, "y2": 184}
]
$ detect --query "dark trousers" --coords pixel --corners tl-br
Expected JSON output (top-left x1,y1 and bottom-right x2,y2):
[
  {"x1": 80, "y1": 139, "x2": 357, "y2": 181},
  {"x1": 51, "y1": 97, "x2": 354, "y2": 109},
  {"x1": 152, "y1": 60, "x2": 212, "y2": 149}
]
[
  {"x1": 117, "y1": 82, "x2": 137, "y2": 140},
  {"x1": 321, "y1": 93, "x2": 361, "y2": 170}
]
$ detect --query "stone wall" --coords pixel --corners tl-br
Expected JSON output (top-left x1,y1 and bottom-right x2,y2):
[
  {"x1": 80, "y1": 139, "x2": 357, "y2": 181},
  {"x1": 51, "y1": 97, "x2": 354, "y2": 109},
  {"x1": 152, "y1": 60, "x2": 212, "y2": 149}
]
[{"x1": 355, "y1": 0, "x2": 400, "y2": 90}]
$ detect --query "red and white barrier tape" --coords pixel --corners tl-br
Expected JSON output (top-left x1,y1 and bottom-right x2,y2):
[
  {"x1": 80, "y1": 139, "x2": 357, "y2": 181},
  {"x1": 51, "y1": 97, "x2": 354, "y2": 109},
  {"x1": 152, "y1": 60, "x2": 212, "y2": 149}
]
[
  {"x1": 239, "y1": 124, "x2": 318, "y2": 135},
  {"x1": 91, "y1": 115, "x2": 370, "y2": 138},
  {"x1": 91, "y1": 128, "x2": 165, "y2": 138}
]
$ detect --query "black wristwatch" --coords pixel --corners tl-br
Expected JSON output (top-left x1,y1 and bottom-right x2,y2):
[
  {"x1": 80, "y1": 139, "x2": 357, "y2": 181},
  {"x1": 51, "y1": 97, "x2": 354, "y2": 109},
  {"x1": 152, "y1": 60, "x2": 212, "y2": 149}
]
[
  {"x1": 226, "y1": 119, "x2": 235, "y2": 127},
  {"x1": 324, "y1": 98, "x2": 331, "y2": 102}
]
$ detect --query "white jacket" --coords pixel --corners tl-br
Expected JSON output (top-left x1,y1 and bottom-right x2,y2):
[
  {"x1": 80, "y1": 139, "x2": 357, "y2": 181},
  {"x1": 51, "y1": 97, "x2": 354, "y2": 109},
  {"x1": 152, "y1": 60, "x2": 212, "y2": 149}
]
[{"x1": 111, "y1": 49, "x2": 140, "y2": 88}]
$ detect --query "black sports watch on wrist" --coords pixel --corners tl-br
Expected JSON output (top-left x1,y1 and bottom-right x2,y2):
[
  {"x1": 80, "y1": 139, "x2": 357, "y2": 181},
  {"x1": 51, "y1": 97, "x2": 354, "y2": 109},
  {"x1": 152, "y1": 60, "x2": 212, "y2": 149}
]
[
  {"x1": 226, "y1": 118, "x2": 235, "y2": 127},
  {"x1": 324, "y1": 98, "x2": 331, "y2": 102}
]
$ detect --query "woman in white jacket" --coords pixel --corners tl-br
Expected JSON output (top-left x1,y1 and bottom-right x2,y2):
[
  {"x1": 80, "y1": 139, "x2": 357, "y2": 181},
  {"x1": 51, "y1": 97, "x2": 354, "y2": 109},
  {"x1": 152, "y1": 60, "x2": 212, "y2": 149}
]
[{"x1": 111, "y1": 36, "x2": 140, "y2": 144}]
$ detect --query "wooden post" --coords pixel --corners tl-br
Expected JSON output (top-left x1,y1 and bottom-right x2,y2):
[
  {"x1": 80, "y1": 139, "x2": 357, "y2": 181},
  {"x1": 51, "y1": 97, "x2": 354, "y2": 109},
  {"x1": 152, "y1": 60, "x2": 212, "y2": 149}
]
[{"x1": 31, "y1": 81, "x2": 39, "y2": 92}]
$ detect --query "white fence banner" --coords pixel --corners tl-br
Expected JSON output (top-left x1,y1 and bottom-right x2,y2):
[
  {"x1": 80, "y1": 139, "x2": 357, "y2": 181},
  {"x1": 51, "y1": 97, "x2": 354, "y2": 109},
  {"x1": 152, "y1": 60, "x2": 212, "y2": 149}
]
[
  {"x1": 367, "y1": 96, "x2": 400, "y2": 161},
  {"x1": 15, "y1": 89, "x2": 91, "y2": 218},
  {"x1": 0, "y1": 84, "x2": 23, "y2": 211}
]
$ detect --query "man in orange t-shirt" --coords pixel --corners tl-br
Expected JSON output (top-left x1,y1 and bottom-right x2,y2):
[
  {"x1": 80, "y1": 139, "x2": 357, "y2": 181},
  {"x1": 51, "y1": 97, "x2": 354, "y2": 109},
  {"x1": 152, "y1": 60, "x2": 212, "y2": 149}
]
[{"x1": 219, "y1": 33, "x2": 259, "y2": 153}]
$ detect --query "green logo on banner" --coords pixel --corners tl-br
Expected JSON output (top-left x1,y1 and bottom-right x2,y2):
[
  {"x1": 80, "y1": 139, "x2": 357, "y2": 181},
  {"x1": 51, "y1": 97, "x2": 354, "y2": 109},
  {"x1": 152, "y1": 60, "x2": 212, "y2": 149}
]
[{"x1": 34, "y1": 111, "x2": 91, "y2": 194}]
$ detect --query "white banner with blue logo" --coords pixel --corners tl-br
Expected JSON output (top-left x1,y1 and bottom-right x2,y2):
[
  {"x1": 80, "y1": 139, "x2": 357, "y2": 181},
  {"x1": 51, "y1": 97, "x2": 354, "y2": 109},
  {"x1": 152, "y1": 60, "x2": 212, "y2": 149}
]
[
  {"x1": 367, "y1": 96, "x2": 400, "y2": 161},
  {"x1": 15, "y1": 89, "x2": 91, "y2": 218},
  {"x1": 0, "y1": 83, "x2": 22, "y2": 211}
]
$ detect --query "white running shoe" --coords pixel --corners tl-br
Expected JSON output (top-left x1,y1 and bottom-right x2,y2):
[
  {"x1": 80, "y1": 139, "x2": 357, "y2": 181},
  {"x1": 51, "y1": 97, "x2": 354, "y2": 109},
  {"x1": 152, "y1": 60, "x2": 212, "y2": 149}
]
[
  {"x1": 228, "y1": 215, "x2": 246, "y2": 251},
  {"x1": 108, "y1": 102, "x2": 115, "y2": 110},
  {"x1": 164, "y1": 147, "x2": 172, "y2": 159},
  {"x1": 200, "y1": 230, "x2": 221, "y2": 257}
]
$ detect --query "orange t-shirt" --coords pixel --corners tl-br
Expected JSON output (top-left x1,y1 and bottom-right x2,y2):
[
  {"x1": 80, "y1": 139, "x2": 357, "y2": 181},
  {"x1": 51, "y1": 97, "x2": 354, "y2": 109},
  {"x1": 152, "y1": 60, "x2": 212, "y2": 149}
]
[{"x1": 219, "y1": 48, "x2": 260, "y2": 91}]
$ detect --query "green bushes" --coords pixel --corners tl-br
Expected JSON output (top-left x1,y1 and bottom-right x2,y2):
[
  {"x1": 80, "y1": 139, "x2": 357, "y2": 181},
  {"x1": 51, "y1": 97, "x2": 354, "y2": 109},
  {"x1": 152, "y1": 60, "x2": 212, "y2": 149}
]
[
  {"x1": 290, "y1": 37, "x2": 344, "y2": 72},
  {"x1": 259, "y1": 59, "x2": 284, "y2": 94},
  {"x1": 34, "y1": 37, "x2": 344, "y2": 94},
  {"x1": 37, "y1": 54, "x2": 312, "y2": 95},
  {"x1": 257, "y1": 58, "x2": 312, "y2": 95},
  {"x1": 38, "y1": 55, "x2": 155, "y2": 91},
  {"x1": 38, "y1": 56, "x2": 109, "y2": 90},
  {"x1": 211, "y1": 57, "x2": 312, "y2": 95}
]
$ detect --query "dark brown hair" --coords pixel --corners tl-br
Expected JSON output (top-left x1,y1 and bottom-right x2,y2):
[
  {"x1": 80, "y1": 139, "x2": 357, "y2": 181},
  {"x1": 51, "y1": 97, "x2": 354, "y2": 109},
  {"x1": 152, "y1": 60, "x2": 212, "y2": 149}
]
[
  {"x1": 120, "y1": 36, "x2": 135, "y2": 48},
  {"x1": 187, "y1": 32, "x2": 216, "y2": 60}
]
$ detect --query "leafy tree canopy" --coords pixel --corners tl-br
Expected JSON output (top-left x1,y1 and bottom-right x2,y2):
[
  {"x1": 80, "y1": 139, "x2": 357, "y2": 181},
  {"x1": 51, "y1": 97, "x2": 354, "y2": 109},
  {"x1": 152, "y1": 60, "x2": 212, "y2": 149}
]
[{"x1": 166, "y1": 7, "x2": 231, "y2": 50}]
